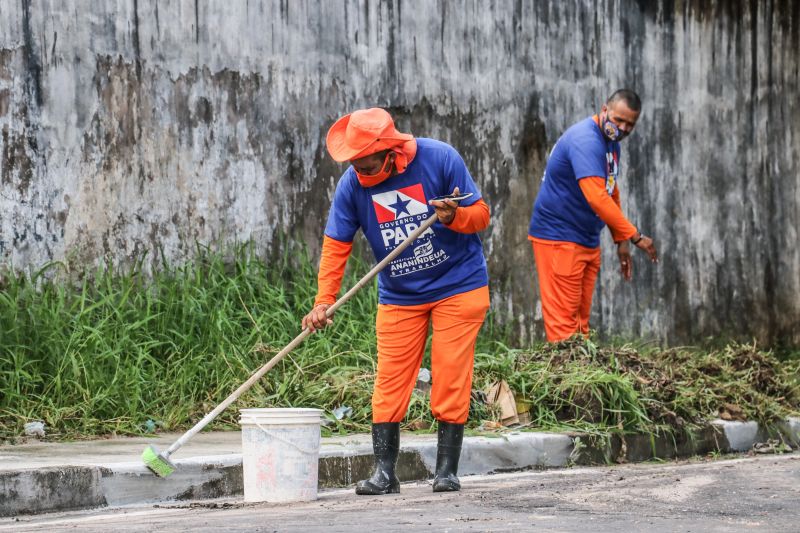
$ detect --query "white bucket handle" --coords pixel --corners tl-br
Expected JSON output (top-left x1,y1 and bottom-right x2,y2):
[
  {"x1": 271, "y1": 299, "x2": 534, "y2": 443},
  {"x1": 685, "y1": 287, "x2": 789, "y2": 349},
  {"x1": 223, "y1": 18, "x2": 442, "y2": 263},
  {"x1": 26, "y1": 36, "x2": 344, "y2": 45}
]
[{"x1": 252, "y1": 420, "x2": 319, "y2": 456}]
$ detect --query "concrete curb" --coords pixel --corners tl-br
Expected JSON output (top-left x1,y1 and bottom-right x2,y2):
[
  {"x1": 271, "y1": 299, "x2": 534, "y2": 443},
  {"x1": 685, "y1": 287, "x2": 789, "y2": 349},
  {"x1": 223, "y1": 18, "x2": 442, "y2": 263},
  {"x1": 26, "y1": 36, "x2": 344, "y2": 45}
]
[
  {"x1": 2, "y1": 418, "x2": 798, "y2": 517},
  {"x1": 568, "y1": 419, "x2": 789, "y2": 465}
]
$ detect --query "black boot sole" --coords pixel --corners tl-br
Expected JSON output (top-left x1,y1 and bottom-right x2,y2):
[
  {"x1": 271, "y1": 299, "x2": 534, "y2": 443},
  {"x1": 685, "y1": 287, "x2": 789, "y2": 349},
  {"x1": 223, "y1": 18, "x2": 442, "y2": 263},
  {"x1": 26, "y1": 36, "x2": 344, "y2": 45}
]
[
  {"x1": 355, "y1": 481, "x2": 400, "y2": 495},
  {"x1": 432, "y1": 476, "x2": 461, "y2": 492}
]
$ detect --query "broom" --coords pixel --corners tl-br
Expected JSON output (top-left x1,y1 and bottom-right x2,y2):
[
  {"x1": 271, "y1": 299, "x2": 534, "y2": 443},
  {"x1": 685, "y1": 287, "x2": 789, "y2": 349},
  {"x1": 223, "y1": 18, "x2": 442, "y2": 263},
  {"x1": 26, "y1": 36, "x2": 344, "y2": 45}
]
[{"x1": 142, "y1": 193, "x2": 470, "y2": 477}]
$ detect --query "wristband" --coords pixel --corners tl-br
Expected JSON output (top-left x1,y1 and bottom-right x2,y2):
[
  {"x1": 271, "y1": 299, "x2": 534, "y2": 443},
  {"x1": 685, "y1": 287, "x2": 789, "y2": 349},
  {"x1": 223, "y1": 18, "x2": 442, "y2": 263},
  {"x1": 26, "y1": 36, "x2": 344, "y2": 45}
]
[{"x1": 631, "y1": 233, "x2": 644, "y2": 245}]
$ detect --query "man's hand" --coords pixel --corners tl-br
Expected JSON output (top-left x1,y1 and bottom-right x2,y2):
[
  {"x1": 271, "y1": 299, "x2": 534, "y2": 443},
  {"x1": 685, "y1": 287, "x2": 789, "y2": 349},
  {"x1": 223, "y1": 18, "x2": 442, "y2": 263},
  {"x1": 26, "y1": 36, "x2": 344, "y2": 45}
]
[
  {"x1": 632, "y1": 233, "x2": 658, "y2": 263},
  {"x1": 428, "y1": 186, "x2": 460, "y2": 225},
  {"x1": 301, "y1": 303, "x2": 333, "y2": 333},
  {"x1": 617, "y1": 240, "x2": 633, "y2": 281}
]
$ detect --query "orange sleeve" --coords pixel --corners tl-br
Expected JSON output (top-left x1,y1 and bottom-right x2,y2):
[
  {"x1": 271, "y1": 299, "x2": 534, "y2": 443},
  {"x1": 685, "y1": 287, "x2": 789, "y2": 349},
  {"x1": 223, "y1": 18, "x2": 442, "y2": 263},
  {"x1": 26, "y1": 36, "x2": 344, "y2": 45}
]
[
  {"x1": 445, "y1": 199, "x2": 490, "y2": 233},
  {"x1": 611, "y1": 184, "x2": 621, "y2": 208},
  {"x1": 578, "y1": 177, "x2": 638, "y2": 242},
  {"x1": 314, "y1": 236, "x2": 353, "y2": 306}
]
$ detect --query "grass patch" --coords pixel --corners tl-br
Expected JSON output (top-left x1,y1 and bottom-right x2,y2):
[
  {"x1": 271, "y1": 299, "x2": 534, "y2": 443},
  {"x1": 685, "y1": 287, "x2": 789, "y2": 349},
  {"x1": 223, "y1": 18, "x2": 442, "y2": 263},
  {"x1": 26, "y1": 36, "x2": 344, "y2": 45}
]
[
  {"x1": 1, "y1": 247, "x2": 798, "y2": 441},
  {"x1": 0, "y1": 246, "x2": 382, "y2": 439}
]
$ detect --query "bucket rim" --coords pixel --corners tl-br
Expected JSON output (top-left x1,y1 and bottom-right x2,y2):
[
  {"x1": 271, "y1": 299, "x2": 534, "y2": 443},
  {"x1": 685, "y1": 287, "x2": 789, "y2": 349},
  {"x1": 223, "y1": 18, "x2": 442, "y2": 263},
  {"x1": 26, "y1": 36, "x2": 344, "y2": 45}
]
[
  {"x1": 239, "y1": 408, "x2": 324, "y2": 423},
  {"x1": 239, "y1": 408, "x2": 323, "y2": 414}
]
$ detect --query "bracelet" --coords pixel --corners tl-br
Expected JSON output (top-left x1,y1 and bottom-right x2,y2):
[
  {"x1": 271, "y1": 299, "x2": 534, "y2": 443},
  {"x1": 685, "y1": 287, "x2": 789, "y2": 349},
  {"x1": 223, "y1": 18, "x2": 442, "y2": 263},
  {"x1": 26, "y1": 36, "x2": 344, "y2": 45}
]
[{"x1": 631, "y1": 233, "x2": 644, "y2": 245}]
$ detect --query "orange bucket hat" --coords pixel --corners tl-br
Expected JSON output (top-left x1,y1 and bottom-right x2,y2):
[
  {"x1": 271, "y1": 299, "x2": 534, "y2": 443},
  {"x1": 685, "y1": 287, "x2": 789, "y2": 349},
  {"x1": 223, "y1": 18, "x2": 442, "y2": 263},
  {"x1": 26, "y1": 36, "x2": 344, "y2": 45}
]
[{"x1": 326, "y1": 108, "x2": 414, "y2": 162}]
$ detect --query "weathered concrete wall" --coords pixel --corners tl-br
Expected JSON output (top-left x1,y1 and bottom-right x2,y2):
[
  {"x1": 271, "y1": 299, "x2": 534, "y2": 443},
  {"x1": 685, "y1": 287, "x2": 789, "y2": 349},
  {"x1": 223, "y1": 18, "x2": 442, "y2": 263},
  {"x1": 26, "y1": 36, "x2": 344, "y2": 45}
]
[{"x1": 0, "y1": 1, "x2": 798, "y2": 345}]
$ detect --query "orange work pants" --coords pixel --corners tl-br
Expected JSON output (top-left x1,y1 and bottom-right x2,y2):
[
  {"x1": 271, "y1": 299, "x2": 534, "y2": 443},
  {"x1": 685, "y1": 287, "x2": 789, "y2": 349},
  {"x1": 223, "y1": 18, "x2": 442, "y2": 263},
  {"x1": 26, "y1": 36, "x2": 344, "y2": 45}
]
[
  {"x1": 531, "y1": 238, "x2": 601, "y2": 342},
  {"x1": 372, "y1": 285, "x2": 490, "y2": 424}
]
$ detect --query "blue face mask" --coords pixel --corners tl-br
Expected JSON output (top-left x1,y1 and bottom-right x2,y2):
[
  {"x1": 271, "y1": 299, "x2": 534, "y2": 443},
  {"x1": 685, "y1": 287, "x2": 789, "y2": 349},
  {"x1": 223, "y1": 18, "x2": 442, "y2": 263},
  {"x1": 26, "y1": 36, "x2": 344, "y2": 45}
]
[{"x1": 601, "y1": 114, "x2": 629, "y2": 142}]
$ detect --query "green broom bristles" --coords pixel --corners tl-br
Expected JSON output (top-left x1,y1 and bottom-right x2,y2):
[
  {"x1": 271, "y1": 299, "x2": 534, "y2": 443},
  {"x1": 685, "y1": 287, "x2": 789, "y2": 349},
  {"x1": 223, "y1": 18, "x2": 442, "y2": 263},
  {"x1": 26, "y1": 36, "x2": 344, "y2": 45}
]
[{"x1": 142, "y1": 445, "x2": 176, "y2": 477}]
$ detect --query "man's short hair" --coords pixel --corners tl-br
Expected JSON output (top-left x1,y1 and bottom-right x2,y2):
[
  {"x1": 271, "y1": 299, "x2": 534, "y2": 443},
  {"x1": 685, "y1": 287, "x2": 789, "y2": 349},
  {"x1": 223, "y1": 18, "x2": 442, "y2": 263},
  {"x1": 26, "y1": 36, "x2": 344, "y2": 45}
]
[{"x1": 607, "y1": 89, "x2": 641, "y2": 112}]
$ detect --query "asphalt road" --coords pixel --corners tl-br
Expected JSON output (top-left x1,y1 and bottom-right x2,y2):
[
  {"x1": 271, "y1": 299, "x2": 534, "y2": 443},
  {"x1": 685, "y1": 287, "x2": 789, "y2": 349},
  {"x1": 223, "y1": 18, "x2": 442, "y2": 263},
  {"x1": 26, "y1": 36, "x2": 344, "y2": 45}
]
[{"x1": 3, "y1": 453, "x2": 798, "y2": 532}]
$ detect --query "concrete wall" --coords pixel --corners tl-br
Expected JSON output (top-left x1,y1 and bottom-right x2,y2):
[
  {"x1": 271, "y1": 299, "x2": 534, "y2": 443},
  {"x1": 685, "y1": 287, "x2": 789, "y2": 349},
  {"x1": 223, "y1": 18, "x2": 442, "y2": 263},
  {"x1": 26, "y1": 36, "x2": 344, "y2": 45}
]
[{"x1": 0, "y1": 0, "x2": 798, "y2": 345}]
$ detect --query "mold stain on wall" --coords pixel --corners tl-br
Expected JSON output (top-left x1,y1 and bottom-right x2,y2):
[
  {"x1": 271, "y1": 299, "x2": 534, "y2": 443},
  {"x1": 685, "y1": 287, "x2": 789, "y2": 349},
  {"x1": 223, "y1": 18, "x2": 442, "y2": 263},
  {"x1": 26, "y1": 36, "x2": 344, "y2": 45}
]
[{"x1": 0, "y1": 0, "x2": 797, "y2": 345}]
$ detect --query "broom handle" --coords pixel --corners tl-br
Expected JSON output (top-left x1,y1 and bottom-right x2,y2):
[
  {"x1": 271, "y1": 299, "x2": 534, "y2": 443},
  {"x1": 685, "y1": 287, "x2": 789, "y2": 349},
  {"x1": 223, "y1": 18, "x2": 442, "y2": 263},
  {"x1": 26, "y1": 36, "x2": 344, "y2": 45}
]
[{"x1": 165, "y1": 213, "x2": 440, "y2": 457}]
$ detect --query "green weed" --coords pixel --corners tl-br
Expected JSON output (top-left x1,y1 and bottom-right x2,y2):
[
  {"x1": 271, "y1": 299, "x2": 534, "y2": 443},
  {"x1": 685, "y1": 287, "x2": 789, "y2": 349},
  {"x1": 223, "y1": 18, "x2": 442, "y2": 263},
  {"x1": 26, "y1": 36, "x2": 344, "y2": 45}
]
[{"x1": 0, "y1": 248, "x2": 797, "y2": 441}]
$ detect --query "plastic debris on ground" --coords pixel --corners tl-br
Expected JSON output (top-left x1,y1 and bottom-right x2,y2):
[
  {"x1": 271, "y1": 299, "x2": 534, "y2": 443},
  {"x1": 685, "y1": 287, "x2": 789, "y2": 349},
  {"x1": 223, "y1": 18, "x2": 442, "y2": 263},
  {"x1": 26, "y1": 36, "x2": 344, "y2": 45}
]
[
  {"x1": 23, "y1": 421, "x2": 46, "y2": 438},
  {"x1": 332, "y1": 406, "x2": 353, "y2": 420},
  {"x1": 752, "y1": 439, "x2": 793, "y2": 454},
  {"x1": 415, "y1": 367, "x2": 432, "y2": 393}
]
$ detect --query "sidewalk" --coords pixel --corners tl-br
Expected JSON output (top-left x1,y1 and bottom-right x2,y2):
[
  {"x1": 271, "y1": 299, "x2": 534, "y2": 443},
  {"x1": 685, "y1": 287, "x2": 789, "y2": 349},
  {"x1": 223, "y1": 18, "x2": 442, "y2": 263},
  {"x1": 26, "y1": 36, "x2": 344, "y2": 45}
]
[{"x1": 1, "y1": 418, "x2": 798, "y2": 517}]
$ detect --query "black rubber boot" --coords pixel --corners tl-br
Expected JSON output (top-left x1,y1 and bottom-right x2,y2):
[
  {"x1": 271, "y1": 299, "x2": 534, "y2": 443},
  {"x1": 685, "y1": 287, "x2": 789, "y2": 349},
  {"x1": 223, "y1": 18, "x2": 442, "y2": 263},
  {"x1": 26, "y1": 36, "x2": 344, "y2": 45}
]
[
  {"x1": 432, "y1": 421, "x2": 464, "y2": 492},
  {"x1": 355, "y1": 422, "x2": 401, "y2": 495}
]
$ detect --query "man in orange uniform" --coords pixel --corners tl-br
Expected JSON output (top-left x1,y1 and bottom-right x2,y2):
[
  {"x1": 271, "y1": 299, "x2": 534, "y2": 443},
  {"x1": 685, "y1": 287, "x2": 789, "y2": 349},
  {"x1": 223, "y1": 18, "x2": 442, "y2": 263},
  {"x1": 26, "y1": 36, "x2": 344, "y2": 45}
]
[
  {"x1": 302, "y1": 108, "x2": 491, "y2": 494},
  {"x1": 528, "y1": 89, "x2": 658, "y2": 342}
]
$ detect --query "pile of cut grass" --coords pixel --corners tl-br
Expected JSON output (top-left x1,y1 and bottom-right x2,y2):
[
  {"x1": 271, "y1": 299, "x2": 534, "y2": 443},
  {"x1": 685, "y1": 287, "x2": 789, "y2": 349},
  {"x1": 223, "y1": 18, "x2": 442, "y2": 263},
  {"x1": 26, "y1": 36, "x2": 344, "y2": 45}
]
[
  {"x1": 1, "y1": 247, "x2": 797, "y2": 441},
  {"x1": 474, "y1": 338, "x2": 800, "y2": 434}
]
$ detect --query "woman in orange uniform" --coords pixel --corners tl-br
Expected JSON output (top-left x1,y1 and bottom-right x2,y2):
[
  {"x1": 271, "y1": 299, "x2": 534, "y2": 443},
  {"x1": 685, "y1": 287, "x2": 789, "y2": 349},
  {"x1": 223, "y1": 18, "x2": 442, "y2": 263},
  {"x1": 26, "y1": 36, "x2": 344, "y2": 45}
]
[{"x1": 303, "y1": 108, "x2": 491, "y2": 494}]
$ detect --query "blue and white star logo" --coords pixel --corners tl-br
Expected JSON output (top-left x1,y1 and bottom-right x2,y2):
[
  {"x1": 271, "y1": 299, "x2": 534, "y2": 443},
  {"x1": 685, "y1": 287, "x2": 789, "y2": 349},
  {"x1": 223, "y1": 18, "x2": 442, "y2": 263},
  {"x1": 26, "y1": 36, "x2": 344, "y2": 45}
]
[{"x1": 387, "y1": 195, "x2": 412, "y2": 217}]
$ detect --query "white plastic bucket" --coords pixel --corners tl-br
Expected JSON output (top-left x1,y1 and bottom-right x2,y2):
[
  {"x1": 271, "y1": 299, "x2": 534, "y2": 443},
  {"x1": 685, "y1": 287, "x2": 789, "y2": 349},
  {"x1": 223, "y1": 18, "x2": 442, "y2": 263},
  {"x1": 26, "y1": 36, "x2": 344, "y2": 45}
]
[{"x1": 239, "y1": 408, "x2": 323, "y2": 503}]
